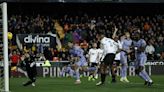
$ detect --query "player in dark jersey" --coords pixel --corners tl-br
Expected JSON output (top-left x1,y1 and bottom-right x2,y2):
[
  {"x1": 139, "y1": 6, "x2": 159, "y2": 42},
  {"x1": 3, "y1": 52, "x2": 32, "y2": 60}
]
[{"x1": 23, "y1": 52, "x2": 37, "y2": 87}]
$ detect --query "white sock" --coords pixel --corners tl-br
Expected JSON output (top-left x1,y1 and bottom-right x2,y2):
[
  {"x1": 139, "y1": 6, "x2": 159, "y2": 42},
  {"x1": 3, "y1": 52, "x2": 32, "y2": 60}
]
[
  {"x1": 76, "y1": 79, "x2": 81, "y2": 82},
  {"x1": 149, "y1": 80, "x2": 153, "y2": 82}
]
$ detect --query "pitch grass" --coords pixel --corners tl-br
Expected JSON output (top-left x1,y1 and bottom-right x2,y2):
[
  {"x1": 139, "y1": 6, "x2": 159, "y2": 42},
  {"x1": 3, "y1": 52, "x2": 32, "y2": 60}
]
[{"x1": 10, "y1": 75, "x2": 164, "y2": 92}]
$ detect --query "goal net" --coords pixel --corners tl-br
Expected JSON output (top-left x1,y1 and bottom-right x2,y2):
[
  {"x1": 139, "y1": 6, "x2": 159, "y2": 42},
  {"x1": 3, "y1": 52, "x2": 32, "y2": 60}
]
[{"x1": 0, "y1": 2, "x2": 9, "y2": 92}]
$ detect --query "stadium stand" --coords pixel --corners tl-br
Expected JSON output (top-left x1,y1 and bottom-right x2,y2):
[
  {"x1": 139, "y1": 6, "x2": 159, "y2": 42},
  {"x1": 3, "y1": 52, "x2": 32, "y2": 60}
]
[{"x1": 6, "y1": 3, "x2": 164, "y2": 61}]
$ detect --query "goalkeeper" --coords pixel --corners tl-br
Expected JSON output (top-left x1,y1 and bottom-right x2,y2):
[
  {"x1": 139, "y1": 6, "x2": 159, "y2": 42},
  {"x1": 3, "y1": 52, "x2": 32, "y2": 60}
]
[{"x1": 23, "y1": 52, "x2": 37, "y2": 87}]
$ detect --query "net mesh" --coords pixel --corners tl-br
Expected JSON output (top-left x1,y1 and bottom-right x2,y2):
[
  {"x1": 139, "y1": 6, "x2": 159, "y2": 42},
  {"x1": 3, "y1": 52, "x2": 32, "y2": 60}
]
[{"x1": 0, "y1": 5, "x2": 4, "y2": 91}]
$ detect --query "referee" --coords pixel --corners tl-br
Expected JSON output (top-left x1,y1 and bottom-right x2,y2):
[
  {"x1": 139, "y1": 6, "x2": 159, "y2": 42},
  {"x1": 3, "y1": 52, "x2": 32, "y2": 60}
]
[
  {"x1": 23, "y1": 52, "x2": 37, "y2": 87},
  {"x1": 96, "y1": 27, "x2": 119, "y2": 86}
]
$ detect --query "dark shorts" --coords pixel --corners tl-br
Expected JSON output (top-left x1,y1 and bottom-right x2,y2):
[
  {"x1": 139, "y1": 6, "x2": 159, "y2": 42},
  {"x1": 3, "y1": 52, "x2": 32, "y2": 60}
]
[
  {"x1": 102, "y1": 53, "x2": 115, "y2": 65},
  {"x1": 90, "y1": 63, "x2": 98, "y2": 67},
  {"x1": 11, "y1": 63, "x2": 17, "y2": 67},
  {"x1": 114, "y1": 60, "x2": 120, "y2": 66}
]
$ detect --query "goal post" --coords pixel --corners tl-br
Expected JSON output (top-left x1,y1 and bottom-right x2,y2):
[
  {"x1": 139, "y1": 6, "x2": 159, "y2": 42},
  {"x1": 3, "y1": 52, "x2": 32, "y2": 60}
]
[{"x1": 0, "y1": 2, "x2": 9, "y2": 92}]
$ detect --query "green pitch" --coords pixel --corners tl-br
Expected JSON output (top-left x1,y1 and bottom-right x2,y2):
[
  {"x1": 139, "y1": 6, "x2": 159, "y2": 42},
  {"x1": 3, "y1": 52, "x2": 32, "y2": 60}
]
[{"x1": 10, "y1": 75, "x2": 164, "y2": 92}]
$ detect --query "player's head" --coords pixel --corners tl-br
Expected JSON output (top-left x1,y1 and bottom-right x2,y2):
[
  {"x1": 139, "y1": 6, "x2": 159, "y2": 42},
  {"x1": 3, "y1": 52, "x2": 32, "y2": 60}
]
[
  {"x1": 92, "y1": 43, "x2": 97, "y2": 48},
  {"x1": 98, "y1": 31, "x2": 105, "y2": 40},
  {"x1": 125, "y1": 32, "x2": 130, "y2": 38},
  {"x1": 13, "y1": 51, "x2": 16, "y2": 55},
  {"x1": 132, "y1": 32, "x2": 140, "y2": 41},
  {"x1": 132, "y1": 28, "x2": 141, "y2": 41},
  {"x1": 68, "y1": 42, "x2": 74, "y2": 48},
  {"x1": 113, "y1": 35, "x2": 119, "y2": 42},
  {"x1": 135, "y1": 32, "x2": 140, "y2": 40},
  {"x1": 74, "y1": 42, "x2": 79, "y2": 46}
]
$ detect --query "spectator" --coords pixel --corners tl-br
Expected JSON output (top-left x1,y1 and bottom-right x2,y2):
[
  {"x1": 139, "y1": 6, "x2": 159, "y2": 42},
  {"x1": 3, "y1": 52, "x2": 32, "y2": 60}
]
[
  {"x1": 10, "y1": 51, "x2": 20, "y2": 67},
  {"x1": 145, "y1": 40, "x2": 155, "y2": 60},
  {"x1": 38, "y1": 53, "x2": 46, "y2": 61},
  {"x1": 73, "y1": 30, "x2": 81, "y2": 43},
  {"x1": 37, "y1": 44, "x2": 44, "y2": 54},
  {"x1": 32, "y1": 44, "x2": 37, "y2": 53},
  {"x1": 64, "y1": 30, "x2": 73, "y2": 43},
  {"x1": 8, "y1": 14, "x2": 164, "y2": 61},
  {"x1": 80, "y1": 40, "x2": 89, "y2": 49},
  {"x1": 154, "y1": 42, "x2": 164, "y2": 60},
  {"x1": 44, "y1": 47, "x2": 53, "y2": 60}
]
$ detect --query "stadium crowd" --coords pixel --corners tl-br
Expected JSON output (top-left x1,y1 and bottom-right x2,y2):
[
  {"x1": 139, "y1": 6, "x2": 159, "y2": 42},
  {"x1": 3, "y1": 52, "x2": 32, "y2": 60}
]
[{"x1": 8, "y1": 14, "x2": 164, "y2": 63}]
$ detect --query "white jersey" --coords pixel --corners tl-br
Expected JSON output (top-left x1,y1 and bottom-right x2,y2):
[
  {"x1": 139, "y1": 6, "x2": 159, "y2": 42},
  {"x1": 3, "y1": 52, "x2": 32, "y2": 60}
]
[
  {"x1": 97, "y1": 48, "x2": 103, "y2": 60},
  {"x1": 100, "y1": 37, "x2": 118, "y2": 55},
  {"x1": 88, "y1": 48, "x2": 99, "y2": 63},
  {"x1": 114, "y1": 40, "x2": 122, "y2": 60}
]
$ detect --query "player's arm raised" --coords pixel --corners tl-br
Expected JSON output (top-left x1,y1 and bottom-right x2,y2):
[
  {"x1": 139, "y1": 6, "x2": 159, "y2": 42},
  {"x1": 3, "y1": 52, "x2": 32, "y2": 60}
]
[{"x1": 112, "y1": 26, "x2": 118, "y2": 39}]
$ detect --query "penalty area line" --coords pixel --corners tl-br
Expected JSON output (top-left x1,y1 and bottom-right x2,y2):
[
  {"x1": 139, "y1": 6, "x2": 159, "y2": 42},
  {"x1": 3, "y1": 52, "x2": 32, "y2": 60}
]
[{"x1": 129, "y1": 82, "x2": 163, "y2": 86}]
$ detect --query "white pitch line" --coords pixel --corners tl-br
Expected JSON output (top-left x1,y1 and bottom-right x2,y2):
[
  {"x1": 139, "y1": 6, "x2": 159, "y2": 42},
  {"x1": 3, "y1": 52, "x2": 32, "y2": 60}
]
[
  {"x1": 128, "y1": 82, "x2": 163, "y2": 86},
  {"x1": 109, "y1": 82, "x2": 163, "y2": 86}
]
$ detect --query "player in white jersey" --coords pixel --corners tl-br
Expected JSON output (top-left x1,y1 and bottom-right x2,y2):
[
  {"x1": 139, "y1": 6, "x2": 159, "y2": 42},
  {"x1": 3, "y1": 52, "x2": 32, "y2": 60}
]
[
  {"x1": 111, "y1": 38, "x2": 122, "y2": 83},
  {"x1": 96, "y1": 27, "x2": 120, "y2": 86},
  {"x1": 88, "y1": 43, "x2": 100, "y2": 81}
]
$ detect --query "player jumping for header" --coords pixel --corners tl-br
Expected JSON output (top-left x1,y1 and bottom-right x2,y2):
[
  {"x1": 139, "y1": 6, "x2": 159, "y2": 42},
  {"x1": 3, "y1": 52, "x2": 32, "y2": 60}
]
[{"x1": 96, "y1": 27, "x2": 120, "y2": 86}]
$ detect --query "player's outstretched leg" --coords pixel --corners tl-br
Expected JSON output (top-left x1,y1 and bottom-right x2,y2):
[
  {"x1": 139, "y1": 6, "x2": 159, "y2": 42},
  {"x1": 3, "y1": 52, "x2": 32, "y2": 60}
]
[
  {"x1": 60, "y1": 66, "x2": 74, "y2": 77},
  {"x1": 96, "y1": 63, "x2": 107, "y2": 86},
  {"x1": 139, "y1": 56, "x2": 153, "y2": 86},
  {"x1": 136, "y1": 66, "x2": 153, "y2": 86},
  {"x1": 17, "y1": 67, "x2": 28, "y2": 78},
  {"x1": 140, "y1": 69, "x2": 153, "y2": 86},
  {"x1": 23, "y1": 72, "x2": 36, "y2": 87},
  {"x1": 23, "y1": 80, "x2": 33, "y2": 86}
]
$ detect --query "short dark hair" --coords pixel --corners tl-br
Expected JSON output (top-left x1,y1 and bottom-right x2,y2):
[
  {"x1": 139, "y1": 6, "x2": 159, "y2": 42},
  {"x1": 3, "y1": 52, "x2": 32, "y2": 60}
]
[{"x1": 98, "y1": 31, "x2": 105, "y2": 36}]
